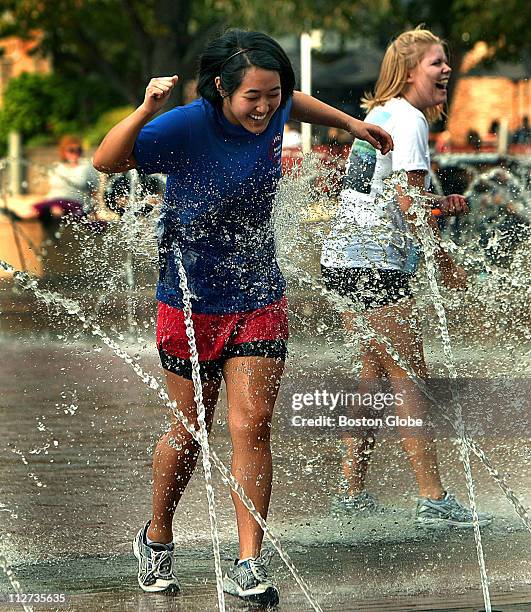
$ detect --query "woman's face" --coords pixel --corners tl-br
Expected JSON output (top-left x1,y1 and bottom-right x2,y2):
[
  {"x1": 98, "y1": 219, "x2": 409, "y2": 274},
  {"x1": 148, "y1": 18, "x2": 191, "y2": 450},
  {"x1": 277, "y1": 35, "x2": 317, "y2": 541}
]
[
  {"x1": 64, "y1": 144, "x2": 82, "y2": 164},
  {"x1": 403, "y1": 44, "x2": 451, "y2": 111},
  {"x1": 218, "y1": 66, "x2": 282, "y2": 134}
]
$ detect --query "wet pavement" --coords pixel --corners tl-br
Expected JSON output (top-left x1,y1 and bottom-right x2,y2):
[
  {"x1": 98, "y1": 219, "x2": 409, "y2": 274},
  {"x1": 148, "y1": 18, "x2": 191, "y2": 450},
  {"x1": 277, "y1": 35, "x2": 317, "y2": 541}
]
[{"x1": 0, "y1": 328, "x2": 530, "y2": 611}]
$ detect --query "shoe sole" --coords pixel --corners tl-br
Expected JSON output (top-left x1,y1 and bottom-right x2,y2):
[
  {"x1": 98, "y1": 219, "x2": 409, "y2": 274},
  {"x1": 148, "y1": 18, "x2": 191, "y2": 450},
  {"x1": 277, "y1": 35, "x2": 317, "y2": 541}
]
[
  {"x1": 132, "y1": 536, "x2": 180, "y2": 594},
  {"x1": 223, "y1": 577, "x2": 279, "y2": 607},
  {"x1": 416, "y1": 517, "x2": 493, "y2": 529}
]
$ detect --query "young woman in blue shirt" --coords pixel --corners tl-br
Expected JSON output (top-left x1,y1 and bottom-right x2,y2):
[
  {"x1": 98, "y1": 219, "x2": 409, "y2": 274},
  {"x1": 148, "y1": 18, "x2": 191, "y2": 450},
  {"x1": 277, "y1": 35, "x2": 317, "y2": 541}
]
[{"x1": 94, "y1": 28, "x2": 392, "y2": 605}]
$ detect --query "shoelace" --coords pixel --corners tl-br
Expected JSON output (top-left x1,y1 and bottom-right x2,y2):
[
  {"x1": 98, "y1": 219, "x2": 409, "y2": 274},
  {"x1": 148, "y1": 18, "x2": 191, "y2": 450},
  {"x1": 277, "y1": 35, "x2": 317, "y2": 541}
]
[
  {"x1": 431, "y1": 494, "x2": 472, "y2": 519},
  {"x1": 447, "y1": 499, "x2": 474, "y2": 519},
  {"x1": 248, "y1": 550, "x2": 275, "y2": 583},
  {"x1": 259, "y1": 549, "x2": 276, "y2": 565},
  {"x1": 248, "y1": 559, "x2": 268, "y2": 582},
  {"x1": 150, "y1": 548, "x2": 174, "y2": 579}
]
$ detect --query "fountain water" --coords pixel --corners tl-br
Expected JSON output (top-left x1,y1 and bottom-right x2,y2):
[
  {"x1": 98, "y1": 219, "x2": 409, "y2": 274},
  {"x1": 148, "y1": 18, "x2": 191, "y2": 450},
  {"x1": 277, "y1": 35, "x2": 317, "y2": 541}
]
[
  {"x1": 173, "y1": 242, "x2": 225, "y2": 611},
  {"x1": 0, "y1": 153, "x2": 529, "y2": 610},
  {"x1": 0, "y1": 257, "x2": 323, "y2": 612},
  {"x1": 408, "y1": 189, "x2": 491, "y2": 611},
  {"x1": 0, "y1": 556, "x2": 33, "y2": 612},
  {"x1": 274, "y1": 156, "x2": 530, "y2": 611}
]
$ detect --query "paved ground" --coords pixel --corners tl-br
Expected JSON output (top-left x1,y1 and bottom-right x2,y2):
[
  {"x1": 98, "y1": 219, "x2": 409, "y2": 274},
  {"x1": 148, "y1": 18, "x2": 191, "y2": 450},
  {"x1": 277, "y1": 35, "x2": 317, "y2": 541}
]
[{"x1": 0, "y1": 333, "x2": 529, "y2": 612}]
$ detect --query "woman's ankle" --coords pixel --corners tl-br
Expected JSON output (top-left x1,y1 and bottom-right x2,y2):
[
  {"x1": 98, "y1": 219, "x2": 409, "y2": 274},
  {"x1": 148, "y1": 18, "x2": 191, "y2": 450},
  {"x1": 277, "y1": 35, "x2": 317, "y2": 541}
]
[{"x1": 147, "y1": 520, "x2": 173, "y2": 544}]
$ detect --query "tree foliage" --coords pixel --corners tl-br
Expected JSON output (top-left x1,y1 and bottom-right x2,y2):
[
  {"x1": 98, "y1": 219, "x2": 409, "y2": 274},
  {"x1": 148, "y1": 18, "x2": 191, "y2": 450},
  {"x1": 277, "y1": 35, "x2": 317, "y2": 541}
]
[
  {"x1": 0, "y1": 0, "x2": 527, "y2": 113},
  {"x1": 352, "y1": 0, "x2": 529, "y2": 66},
  {"x1": 0, "y1": 72, "x2": 118, "y2": 146}
]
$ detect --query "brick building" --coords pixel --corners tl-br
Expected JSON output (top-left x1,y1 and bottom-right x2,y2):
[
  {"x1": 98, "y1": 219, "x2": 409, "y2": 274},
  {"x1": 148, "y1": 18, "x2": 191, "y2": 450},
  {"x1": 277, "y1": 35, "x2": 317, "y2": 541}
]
[
  {"x1": 447, "y1": 42, "x2": 530, "y2": 146},
  {"x1": 0, "y1": 34, "x2": 50, "y2": 102}
]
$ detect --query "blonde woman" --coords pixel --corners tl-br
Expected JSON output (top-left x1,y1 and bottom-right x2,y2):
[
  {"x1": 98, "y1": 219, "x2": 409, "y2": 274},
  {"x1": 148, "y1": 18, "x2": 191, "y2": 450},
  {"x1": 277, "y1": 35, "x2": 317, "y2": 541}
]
[{"x1": 321, "y1": 28, "x2": 492, "y2": 527}]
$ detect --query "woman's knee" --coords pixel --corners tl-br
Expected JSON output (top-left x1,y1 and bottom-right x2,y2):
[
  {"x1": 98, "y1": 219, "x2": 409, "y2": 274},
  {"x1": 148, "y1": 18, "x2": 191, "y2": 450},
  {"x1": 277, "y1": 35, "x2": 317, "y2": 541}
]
[
  {"x1": 162, "y1": 422, "x2": 201, "y2": 455},
  {"x1": 229, "y1": 411, "x2": 273, "y2": 444}
]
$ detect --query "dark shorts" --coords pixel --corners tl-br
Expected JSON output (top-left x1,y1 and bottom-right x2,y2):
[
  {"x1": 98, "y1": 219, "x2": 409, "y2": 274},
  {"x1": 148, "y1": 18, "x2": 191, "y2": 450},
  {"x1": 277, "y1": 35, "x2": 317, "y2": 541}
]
[
  {"x1": 156, "y1": 297, "x2": 289, "y2": 381},
  {"x1": 321, "y1": 266, "x2": 413, "y2": 310}
]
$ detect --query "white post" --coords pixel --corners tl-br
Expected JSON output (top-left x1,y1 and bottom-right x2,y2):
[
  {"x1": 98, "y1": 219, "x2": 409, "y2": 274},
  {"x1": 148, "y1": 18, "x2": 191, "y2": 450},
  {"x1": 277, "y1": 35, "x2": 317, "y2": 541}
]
[
  {"x1": 8, "y1": 131, "x2": 22, "y2": 196},
  {"x1": 300, "y1": 32, "x2": 312, "y2": 154},
  {"x1": 498, "y1": 118, "x2": 509, "y2": 155}
]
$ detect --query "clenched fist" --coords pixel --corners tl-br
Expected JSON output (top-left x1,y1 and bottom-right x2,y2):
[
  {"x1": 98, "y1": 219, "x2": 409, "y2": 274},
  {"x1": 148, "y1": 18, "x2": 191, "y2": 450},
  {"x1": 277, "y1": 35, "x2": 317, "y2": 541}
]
[{"x1": 141, "y1": 75, "x2": 179, "y2": 115}]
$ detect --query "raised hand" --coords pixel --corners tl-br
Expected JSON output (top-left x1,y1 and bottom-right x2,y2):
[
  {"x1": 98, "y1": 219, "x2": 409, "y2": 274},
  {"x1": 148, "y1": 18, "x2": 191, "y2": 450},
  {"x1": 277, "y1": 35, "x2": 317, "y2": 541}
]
[
  {"x1": 348, "y1": 119, "x2": 394, "y2": 155},
  {"x1": 359, "y1": 122, "x2": 394, "y2": 155},
  {"x1": 141, "y1": 75, "x2": 179, "y2": 115}
]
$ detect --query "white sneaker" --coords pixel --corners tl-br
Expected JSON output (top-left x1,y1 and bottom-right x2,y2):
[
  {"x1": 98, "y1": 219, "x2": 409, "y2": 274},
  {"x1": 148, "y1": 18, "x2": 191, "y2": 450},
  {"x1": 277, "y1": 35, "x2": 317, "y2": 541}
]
[
  {"x1": 132, "y1": 521, "x2": 180, "y2": 593},
  {"x1": 416, "y1": 492, "x2": 494, "y2": 528}
]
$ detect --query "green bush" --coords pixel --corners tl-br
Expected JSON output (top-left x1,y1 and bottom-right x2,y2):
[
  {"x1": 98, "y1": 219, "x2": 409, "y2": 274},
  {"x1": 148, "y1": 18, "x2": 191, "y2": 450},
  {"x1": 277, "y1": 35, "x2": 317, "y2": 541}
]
[
  {"x1": 0, "y1": 71, "x2": 121, "y2": 149},
  {"x1": 84, "y1": 106, "x2": 135, "y2": 146}
]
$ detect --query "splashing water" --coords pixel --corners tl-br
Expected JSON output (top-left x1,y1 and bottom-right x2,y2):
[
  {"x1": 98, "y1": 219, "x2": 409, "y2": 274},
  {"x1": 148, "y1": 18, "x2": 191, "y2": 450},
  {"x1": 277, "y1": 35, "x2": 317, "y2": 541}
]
[
  {"x1": 1, "y1": 153, "x2": 530, "y2": 609},
  {"x1": 274, "y1": 157, "x2": 531, "y2": 611},
  {"x1": 173, "y1": 242, "x2": 225, "y2": 611},
  {"x1": 408, "y1": 186, "x2": 490, "y2": 611},
  {"x1": 276, "y1": 247, "x2": 530, "y2": 532},
  {"x1": 275, "y1": 160, "x2": 529, "y2": 517},
  {"x1": 0, "y1": 556, "x2": 33, "y2": 612},
  {"x1": 0, "y1": 258, "x2": 323, "y2": 612}
]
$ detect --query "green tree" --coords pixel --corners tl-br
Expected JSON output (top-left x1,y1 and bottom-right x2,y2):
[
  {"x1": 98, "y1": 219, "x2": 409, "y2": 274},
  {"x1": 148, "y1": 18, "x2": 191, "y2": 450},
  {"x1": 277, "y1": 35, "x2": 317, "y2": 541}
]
[
  {"x1": 0, "y1": 72, "x2": 120, "y2": 146},
  {"x1": 0, "y1": 0, "x2": 527, "y2": 109},
  {"x1": 0, "y1": 0, "x2": 231, "y2": 106},
  {"x1": 352, "y1": 0, "x2": 530, "y2": 75}
]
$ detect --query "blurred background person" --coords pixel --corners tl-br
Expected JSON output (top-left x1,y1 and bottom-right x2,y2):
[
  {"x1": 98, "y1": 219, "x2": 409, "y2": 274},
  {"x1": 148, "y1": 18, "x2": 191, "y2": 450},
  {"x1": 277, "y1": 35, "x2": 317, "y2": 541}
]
[
  {"x1": 27, "y1": 135, "x2": 100, "y2": 236},
  {"x1": 511, "y1": 115, "x2": 530, "y2": 146}
]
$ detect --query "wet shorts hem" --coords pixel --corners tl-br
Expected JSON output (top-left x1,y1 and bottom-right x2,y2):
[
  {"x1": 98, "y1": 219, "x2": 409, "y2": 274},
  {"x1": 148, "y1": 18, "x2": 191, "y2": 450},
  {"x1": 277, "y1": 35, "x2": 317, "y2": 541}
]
[
  {"x1": 321, "y1": 265, "x2": 413, "y2": 310},
  {"x1": 159, "y1": 340, "x2": 287, "y2": 381}
]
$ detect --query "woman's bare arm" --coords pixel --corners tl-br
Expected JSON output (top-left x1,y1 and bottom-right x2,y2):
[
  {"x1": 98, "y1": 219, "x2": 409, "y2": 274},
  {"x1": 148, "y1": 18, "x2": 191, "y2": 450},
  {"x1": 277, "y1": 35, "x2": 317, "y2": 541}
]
[
  {"x1": 290, "y1": 90, "x2": 393, "y2": 154},
  {"x1": 397, "y1": 170, "x2": 468, "y2": 217},
  {"x1": 398, "y1": 170, "x2": 467, "y2": 288},
  {"x1": 93, "y1": 76, "x2": 179, "y2": 174}
]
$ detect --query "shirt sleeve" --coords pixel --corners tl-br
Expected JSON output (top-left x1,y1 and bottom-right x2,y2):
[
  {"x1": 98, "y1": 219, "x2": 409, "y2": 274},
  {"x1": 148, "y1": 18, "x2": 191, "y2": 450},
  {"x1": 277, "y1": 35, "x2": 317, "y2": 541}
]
[
  {"x1": 390, "y1": 113, "x2": 430, "y2": 173},
  {"x1": 283, "y1": 96, "x2": 293, "y2": 123},
  {"x1": 133, "y1": 107, "x2": 190, "y2": 175}
]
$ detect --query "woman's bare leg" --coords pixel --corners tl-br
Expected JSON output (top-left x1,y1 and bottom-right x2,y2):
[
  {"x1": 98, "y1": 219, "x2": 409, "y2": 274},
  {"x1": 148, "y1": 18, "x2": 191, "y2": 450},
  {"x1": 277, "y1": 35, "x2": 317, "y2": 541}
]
[
  {"x1": 339, "y1": 335, "x2": 383, "y2": 495},
  {"x1": 146, "y1": 370, "x2": 221, "y2": 544},
  {"x1": 223, "y1": 356, "x2": 284, "y2": 559},
  {"x1": 365, "y1": 301, "x2": 444, "y2": 500}
]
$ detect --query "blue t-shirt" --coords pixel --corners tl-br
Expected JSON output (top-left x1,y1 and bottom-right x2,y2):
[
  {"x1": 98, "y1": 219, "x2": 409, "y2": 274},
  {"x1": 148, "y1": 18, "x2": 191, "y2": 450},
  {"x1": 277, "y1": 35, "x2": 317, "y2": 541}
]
[{"x1": 133, "y1": 97, "x2": 292, "y2": 314}]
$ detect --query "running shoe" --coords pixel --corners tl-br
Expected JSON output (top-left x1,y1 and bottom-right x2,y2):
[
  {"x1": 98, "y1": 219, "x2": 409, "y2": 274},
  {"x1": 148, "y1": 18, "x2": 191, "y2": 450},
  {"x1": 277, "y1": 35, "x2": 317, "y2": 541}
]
[
  {"x1": 223, "y1": 555, "x2": 279, "y2": 606},
  {"x1": 331, "y1": 491, "x2": 379, "y2": 515},
  {"x1": 415, "y1": 491, "x2": 494, "y2": 528},
  {"x1": 132, "y1": 521, "x2": 180, "y2": 593}
]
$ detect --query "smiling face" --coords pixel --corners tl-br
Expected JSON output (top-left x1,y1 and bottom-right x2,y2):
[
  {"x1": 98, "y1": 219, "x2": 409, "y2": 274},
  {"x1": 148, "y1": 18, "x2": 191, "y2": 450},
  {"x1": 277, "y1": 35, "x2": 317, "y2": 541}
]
[
  {"x1": 217, "y1": 66, "x2": 282, "y2": 134},
  {"x1": 403, "y1": 44, "x2": 451, "y2": 111}
]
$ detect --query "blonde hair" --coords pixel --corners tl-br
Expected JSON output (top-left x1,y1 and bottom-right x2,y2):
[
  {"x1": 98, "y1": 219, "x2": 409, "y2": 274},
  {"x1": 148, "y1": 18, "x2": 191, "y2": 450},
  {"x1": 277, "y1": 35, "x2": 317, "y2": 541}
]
[{"x1": 361, "y1": 27, "x2": 446, "y2": 123}]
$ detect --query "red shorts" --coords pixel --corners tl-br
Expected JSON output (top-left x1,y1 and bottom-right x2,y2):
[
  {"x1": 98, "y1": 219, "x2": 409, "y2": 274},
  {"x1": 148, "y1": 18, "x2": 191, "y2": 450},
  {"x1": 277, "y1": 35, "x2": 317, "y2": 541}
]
[{"x1": 157, "y1": 297, "x2": 288, "y2": 380}]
